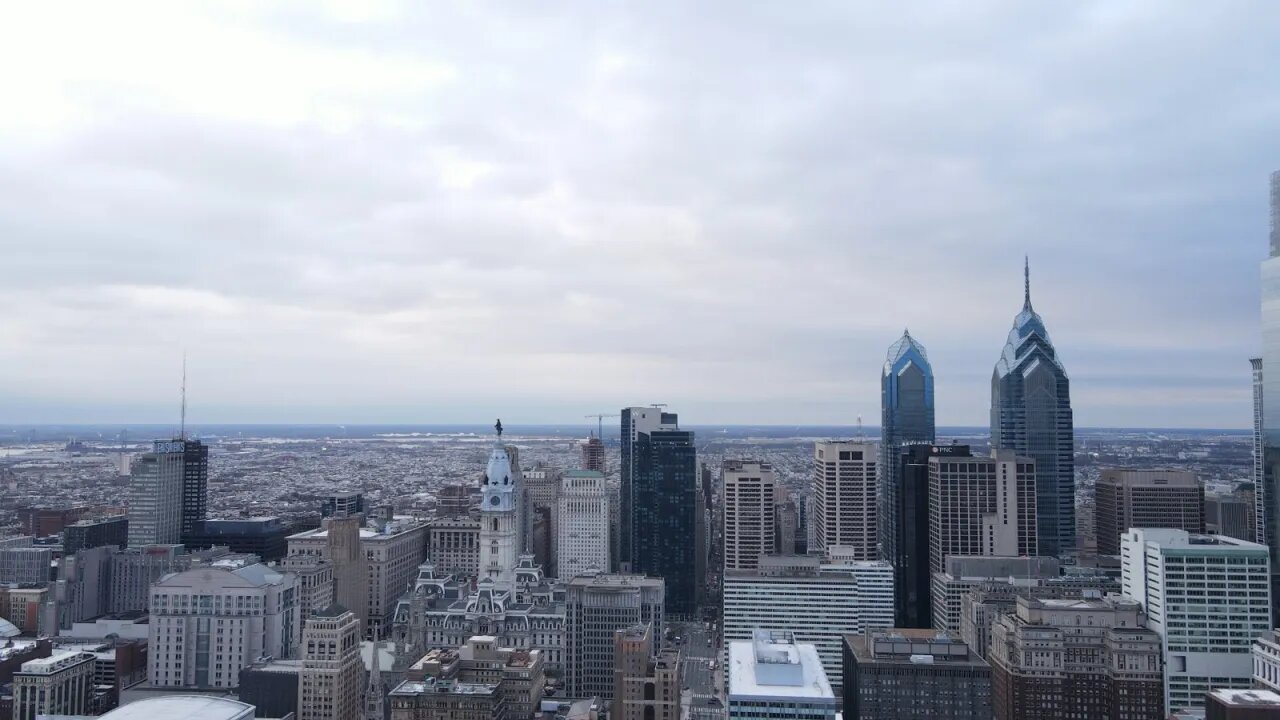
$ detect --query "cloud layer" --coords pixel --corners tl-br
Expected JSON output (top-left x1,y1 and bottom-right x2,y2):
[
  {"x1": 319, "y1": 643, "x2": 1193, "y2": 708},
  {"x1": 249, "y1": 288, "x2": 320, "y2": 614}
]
[{"x1": 1, "y1": 1, "x2": 1275, "y2": 427}]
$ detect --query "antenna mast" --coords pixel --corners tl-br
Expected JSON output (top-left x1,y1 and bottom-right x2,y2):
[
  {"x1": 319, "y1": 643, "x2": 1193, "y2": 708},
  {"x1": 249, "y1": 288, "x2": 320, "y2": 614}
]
[{"x1": 180, "y1": 352, "x2": 187, "y2": 441}]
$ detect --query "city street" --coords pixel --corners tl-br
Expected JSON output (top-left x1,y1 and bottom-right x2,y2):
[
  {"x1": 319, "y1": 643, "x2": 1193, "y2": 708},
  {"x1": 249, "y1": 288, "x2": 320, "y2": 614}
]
[{"x1": 670, "y1": 620, "x2": 723, "y2": 719}]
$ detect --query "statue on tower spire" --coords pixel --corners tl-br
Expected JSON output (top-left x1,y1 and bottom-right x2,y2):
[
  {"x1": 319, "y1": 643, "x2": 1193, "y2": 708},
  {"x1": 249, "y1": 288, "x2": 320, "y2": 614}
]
[{"x1": 495, "y1": 418, "x2": 503, "y2": 438}]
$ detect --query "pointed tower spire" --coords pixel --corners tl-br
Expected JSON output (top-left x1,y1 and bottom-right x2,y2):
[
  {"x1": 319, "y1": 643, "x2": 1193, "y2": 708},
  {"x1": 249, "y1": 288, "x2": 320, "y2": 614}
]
[
  {"x1": 1023, "y1": 256, "x2": 1032, "y2": 311},
  {"x1": 364, "y1": 641, "x2": 385, "y2": 720},
  {"x1": 179, "y1": 351, "x2": 187, "y2": 440}
]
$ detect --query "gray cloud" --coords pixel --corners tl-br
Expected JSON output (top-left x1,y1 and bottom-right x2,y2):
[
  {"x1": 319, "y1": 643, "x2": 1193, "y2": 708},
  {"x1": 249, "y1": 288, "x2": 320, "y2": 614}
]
[{"x1": 0, "y1": 0, "x2": 1276, "y2": 427}]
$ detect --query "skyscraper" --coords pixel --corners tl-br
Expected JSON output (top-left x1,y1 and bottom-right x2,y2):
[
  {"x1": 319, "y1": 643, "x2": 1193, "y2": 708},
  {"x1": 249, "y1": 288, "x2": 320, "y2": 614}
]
[
  {"x1": 298, "y1": 605, "x2": 364, "y2": 720},
  {"x1": 722, "y1": 461, "x2": 781, "y2": 571},
  {"x1": 179, "y1": 439, "x2": 208, "y2": 543},
  {"x1": 126, "y1": 440, "x2": 187, "y2": 547},
  {"x1": 557, "y1": 469, "x2": 610, "y2": 577},
  {"x1": 812, "y1": 441, "x2": 877, "y2": 560},
  {"x1": 1095, "y1": 469, "x2": 1204, "y2": 555},
  {"x1": 632, "y1": 423, "x2": 698, "y2": 617},
  {"x1": 564, "y1": 574, "x2": 665, "y2": 700},
  {"x1": 1259, "y1": 170, "x2": 1280, "y2": 616},
  {"x1": 928, "y1": 450, "x2": 1037, "y2": 574},
  {"x1": 991, "y1": 260, "x2": 1075, "y2": 557},
  {"x1": 891, "y1": 444, "x2": 971, "y2": 628},
  {"x1": 614, "y1": 624, "x2": 681, "y2": 720},
  {"x1": 880, "y1": 331, "x2": 936, "y2": 575},
  {"x1": 1253, "y1": 357, "x2": 1265, "y2": 547},
  {"x1": 1121, "y1": 528, "x2": 1272, "y2": 713},
  {"x1": 620, "y1": 407, "x2": 679, "y2": 571}
]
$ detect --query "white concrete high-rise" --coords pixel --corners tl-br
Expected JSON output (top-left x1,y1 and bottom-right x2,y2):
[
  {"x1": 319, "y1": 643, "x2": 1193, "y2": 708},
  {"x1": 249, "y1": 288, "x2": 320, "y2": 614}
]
[
  {"x1": 127, "y1": 441, "x2": 187, "y2": 547},
  {"x1": 298, "y1": 604, "x2": 364, "y2": 720},
  {"x1": 148, "y1": 563, "x2": 300, "y2": 689},
  {"x1": 557, "y1": 470, "x2": 610, "y2": 578},
  {"x1": 727, "y1": 630, "x2": 836, "y2": 720},
  {"x1": 1121, "y1": 528, "x2": 1272, "y2": 712},
  {"x1": 722, "y1": 556, "x2": 893, "y2": 697},
  {"x1": 723, "y1": 461, "x2": 780, "y2": 572},
  {"x1": 811, "y1": 441, "x2": 877, "y2": 560}
]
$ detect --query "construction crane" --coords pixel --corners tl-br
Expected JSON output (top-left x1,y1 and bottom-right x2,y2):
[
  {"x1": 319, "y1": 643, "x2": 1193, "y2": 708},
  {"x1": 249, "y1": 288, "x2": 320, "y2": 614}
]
[{"x1": 585, "y1": 413, "x2": 619, "y2": 438}]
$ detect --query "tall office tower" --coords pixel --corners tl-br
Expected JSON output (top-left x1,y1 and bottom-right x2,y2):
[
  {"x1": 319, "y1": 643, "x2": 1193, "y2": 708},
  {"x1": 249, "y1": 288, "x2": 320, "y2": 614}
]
[
  {"x1": 727, "y1": 630, "x2": 837, "y2": 720},
  {"x1": 126, "y1": 440, "x2": 187, "y2": 547},
  {"x1": 582, "y1": 434, "x2": 606, "y2": 473},
  {"x1": 928, "y1": 450, "x2": 1037, "y2": 574},
  {"x1": 613, "y1": 624, "x2": 682, "y2": 720},
  {"x1": 1095, "y1": 469, "x2": 1205, "y2": 555},
  {"x1": 880, "y1": 331, "x2": 936, "y2": 572},
  {"x1": 524, "y1": 464, "x2": 562, "y2": 575},
  {"x1": 179, "y1": 439, "x2": 208, "y2": 542},
  {"x1": 812, "y1": 441, "x2": 877, "y2": 559},
  {"x1": 991, "y1": 260, "x2": 1075, "y2": 557},
  {"x1": 298, "y1": 605, "x2": 364, "y2": 720},
  {"x1": 987, "y1": 595, "x2": 1164, "y2": 720},
  {"x1": 1121, "y1": 528, "x2": 1273, "y2": 712},
  {"x1": 607, "y1": 477, "x2": 622, "y2": 572},
  {"x1": 11, "y1": 651, "x2": 95, "y2": 720},
  {"x1": 149, "y1": 563, "x2": 300, "y2": 689},
  {"x1": 426, "y1": 516, "x2": 480, "y2": 577},
  {"x1": 557, "y1": 470, "x2": 611, "y2": 578},
  {"x1": 722, "y1": 461, "x2": 781, "y2": 571},
  {"x1": 1254, "y1": 357, "x2": 1266, "y2": 546},
  {"x1": 620, "y1": 407, "x2": 679, "y2": 570},
  {"x1": 324, "y1": 515, "x2": 370, "y2": 633},
  {"x1": 722, "y1": 556, "x2": 894, "y2": 696},
  {"x1": 891, "y1": 444, "x2": 972, "y2": 628},
  {"x1": 632, "y1": 424, "x2": 698, "y2": 617},
  {"x1": 288, "y1": 515, "x2": 427, "y2": 640},
  {"x1": 564, "y1": 574, "x2": 665, "y2": 700},
  {"x1": 843, "y1": 629, "x2": 992, "y2": 720}
]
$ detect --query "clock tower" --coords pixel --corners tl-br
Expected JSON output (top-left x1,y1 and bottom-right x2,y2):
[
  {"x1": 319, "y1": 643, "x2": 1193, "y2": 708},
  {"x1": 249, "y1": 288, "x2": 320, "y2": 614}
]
[{"x1": 480, "y1": 419, "x2": 521, "y2": 587}]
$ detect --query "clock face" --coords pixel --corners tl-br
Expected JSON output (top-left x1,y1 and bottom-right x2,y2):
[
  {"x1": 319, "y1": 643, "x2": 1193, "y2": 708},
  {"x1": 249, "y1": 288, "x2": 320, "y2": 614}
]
[{"x1": 489, "y1": 495, "x2": 501, "y2": 506}]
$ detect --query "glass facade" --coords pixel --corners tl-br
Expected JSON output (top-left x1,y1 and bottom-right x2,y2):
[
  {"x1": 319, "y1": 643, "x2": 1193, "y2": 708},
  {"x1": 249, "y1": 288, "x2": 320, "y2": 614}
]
[
  {"x1": 632, "y1": 428, "x2": 698, "y2": 617},
  {"x1": 990, "y1": 265, "x2": 1074, "y2": 557},
  {"x1": 879, "y1": 330, "x2": 935, "y2": 624}
]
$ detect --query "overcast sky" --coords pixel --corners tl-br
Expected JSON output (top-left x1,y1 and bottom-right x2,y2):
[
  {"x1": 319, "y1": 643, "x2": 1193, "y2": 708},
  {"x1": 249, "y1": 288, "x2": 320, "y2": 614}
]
[{"x1": 0, "y1": 1, "x2": 1276, "y2": 428}]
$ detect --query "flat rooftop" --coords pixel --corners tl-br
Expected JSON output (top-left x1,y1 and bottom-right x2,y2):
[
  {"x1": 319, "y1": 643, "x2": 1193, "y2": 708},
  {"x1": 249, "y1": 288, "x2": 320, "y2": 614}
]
[
  {"x1": 1209, "y1": 688, "x2": 1280, "y2": 707},
  {"x1": 728, "y1": 638, "x2": 834, "y2": 701}
]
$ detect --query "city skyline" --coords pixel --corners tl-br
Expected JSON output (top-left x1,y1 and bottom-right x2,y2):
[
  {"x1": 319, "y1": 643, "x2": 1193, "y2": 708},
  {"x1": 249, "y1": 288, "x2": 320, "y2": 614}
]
[{"x1": 2, "y1": 3, "x2": 1278, "y2": 428}]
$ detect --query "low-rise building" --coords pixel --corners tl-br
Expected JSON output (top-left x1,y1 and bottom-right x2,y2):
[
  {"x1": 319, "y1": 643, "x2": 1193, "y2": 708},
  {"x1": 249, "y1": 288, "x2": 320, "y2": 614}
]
[
  {"x1": 613, "y1": 624, "x2": 680, "y2": 720},
  {"x1": 843, "y1": 629, "x2": 991, "y2": 720},
  {"x1": 405, "y1": 635, "x2": 545, "y2": 719},
  {"x1": 11, "y1": 650, "x2": 96, "y2": 720}
]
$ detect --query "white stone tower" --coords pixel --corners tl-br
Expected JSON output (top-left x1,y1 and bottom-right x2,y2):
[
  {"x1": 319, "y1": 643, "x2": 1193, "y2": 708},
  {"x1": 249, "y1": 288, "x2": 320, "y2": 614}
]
[{"x1": 480, "y1": 419, "x2": 521, "y2": 587}]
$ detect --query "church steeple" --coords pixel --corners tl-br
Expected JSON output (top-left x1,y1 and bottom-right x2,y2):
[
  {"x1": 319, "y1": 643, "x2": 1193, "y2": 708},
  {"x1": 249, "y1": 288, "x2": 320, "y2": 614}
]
[{"x1": 364, "y1": 641, "x2": 385, "y2": 720}]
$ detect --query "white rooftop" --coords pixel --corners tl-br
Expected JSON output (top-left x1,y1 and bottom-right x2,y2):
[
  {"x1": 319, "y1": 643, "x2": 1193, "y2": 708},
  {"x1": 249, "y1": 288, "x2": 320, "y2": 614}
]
[
  {"x1": 728, "y1": 631, "x2": 834, "y2": 702},
  {"x1": 98, "y1": 695, "x2": 256, "y2": 720},
  {"x1": 1209, "y1": 688, "x2": 1280, "y2": 706}
]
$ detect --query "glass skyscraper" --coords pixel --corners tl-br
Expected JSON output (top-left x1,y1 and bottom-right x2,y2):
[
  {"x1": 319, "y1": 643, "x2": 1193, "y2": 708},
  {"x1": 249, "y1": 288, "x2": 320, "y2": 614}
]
[
  {"x1": 632, "y1": 426, "x2": 698, "y2": 618},
  {"x1": 990, "y1": 261, "x2": 1073, "y2": 557},
  {"x1": 1259, "y1": 171, "x2": 1280, "y2": 617},
  {"x1": 879, "y1": 330, "x2": 935, "y2": 625},
  {"x1": 620, "y1": 407, "x2": 679, "y2": 571}
]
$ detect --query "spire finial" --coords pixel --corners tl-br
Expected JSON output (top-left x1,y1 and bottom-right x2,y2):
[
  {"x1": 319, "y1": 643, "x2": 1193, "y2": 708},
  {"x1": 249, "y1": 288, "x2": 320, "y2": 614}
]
[
  {"x1": 903, "y1": 327, "x2": 910, "y2": 337},
  {"x1": 1023, "y1": 255, "x2": 1031, "y2": 310},
  {"x1": 180, "y1": 351, "x2": 187, "y2": 441},
  {"x1": 495, "y1": 419, "x2": 503, "y2": 438}
]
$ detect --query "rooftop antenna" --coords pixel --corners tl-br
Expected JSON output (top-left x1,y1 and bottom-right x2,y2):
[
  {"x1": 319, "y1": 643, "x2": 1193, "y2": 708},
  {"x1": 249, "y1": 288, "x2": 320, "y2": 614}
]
[
  {"x1": 1023, "y1": 255, "x2": 1032, "y2": 310},
  {"x1": 180, "y1": 352, "x2": 187, "y2": 441}
]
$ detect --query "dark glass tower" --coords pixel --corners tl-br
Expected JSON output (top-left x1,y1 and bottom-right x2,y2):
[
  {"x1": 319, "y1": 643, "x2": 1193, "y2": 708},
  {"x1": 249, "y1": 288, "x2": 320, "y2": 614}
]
[
  {"x1": 179, "y1": 439, "x2": 208, "y2": 542},
  {"x1": 620, "y1": 407, "x2": 678, "y2": 571},
  {"x1": 632, "y1": 427, "x2": 698, "y2": 617},
  {"x1": 879, "y1": 331, "x2": 936, "y2": 571},
  {"x1": 893, "y1": 444, "x2": 970, "y2": 628},
  {"x1": 991, "y1": 260, "x2": 1075, "y2": 557}
]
